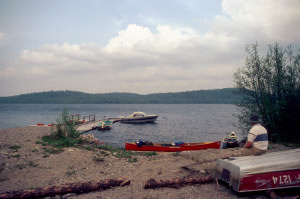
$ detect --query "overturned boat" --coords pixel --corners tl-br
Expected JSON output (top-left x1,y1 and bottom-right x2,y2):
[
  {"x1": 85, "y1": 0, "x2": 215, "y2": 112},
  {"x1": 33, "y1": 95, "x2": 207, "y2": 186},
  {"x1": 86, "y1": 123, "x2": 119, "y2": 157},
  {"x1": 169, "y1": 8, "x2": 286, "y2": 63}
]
[{"x1": 215, "y1": 148, "x2": 300, "y2": 192}]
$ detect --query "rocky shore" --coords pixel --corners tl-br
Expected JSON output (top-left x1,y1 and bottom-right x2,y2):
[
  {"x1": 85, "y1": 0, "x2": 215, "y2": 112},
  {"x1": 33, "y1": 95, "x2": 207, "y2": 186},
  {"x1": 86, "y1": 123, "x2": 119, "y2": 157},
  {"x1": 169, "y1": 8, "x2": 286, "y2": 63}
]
[{"x1": 0, "y1": 126, "x2": 297, "y2": 199}]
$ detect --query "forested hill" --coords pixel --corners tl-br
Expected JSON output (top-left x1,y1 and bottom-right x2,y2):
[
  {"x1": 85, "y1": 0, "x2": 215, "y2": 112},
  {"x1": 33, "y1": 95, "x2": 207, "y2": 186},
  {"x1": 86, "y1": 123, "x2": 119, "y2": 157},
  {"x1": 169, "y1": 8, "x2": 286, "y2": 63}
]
[{"x1": 0, "y1": 88, "x2": 241, "y2": 104}]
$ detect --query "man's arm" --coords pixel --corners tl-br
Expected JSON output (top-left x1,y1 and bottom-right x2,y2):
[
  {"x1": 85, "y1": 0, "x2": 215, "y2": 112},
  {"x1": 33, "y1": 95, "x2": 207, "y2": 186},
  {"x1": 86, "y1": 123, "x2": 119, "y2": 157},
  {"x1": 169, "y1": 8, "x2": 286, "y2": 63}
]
[
  {"x1": 244, "y1": 141, "x2": 253, "y2": 148},
  {"x1": 245, "y1": 130, "x2": 256, "y2": 148}
]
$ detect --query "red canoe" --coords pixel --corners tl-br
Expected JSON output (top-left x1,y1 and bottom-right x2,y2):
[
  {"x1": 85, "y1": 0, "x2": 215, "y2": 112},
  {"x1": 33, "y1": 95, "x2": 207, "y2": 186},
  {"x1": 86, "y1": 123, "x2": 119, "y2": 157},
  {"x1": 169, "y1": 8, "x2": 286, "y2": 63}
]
[{"x1": 125, "y1": 141, "x2": 221, "y2": 152}]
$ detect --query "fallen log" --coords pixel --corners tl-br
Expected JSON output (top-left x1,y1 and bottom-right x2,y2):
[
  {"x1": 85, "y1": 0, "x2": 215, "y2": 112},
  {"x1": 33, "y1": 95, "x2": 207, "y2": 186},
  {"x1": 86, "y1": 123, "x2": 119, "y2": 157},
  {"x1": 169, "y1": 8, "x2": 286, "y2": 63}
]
[
  {"x1": 0, "y1": 177, "x2": 130, "y2": 199},
  {"x1": 144, "y1": 176, "x2": 213, "y2": 189}
]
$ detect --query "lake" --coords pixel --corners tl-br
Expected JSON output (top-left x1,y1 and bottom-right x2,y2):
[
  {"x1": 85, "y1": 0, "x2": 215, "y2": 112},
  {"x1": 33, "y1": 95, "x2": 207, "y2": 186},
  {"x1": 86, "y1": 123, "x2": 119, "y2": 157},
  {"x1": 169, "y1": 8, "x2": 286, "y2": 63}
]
[{"x1": 0, "y1": 104, "x2": 244, "y2": 147}]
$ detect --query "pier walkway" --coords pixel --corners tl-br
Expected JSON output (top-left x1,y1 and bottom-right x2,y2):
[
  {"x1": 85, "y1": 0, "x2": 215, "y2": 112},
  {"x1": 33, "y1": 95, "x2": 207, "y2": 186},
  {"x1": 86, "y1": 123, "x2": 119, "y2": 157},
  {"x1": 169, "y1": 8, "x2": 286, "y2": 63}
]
[
  {"x1": 77, "y1": 118, "x2": 120, "y2": 132},
  {"x1": 77, "y1": 120, "x2": 100, "y2": 132}
]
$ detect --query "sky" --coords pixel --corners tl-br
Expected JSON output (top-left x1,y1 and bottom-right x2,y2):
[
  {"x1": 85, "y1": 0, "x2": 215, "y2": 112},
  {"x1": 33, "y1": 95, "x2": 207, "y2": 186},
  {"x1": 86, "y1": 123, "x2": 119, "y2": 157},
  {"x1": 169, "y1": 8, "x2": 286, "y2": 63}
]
[{"x1": 0, "y1": 0, "x2": 300, "y2": 96}]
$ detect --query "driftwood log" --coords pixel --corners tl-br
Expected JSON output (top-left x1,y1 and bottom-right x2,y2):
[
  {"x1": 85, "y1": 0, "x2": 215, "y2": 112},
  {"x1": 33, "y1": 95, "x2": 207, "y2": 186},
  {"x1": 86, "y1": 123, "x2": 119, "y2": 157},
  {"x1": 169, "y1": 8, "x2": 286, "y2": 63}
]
[
  {"x1": 144, "y1": 176, "x2": 213, "y2": 189},
  {"x1": 0, "y1": 177, "x2": 130, "y2": 199}
]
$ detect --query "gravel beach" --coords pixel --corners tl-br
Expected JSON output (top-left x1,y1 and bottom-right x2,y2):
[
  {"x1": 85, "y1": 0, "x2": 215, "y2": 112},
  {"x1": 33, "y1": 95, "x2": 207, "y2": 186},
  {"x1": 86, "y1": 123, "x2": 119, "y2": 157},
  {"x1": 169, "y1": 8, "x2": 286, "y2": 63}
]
[{"x1": 0, "y1": 126, "x2": 298, "y2": 199}]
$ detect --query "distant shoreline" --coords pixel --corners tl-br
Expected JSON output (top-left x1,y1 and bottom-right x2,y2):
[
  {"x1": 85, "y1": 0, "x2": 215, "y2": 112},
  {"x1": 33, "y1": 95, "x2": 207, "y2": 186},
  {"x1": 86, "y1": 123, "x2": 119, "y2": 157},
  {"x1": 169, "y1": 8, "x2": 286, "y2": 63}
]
[{"x1": 0, "y1": 88, "x2": 241, "y2": 104}]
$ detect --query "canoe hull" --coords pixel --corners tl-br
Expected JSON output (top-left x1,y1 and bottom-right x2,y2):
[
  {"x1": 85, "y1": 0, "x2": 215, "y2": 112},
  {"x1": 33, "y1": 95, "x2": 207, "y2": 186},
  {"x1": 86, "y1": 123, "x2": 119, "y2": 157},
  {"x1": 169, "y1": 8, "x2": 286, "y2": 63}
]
[
  {"x1": 238, "y1": 169, "x2": 300, "y2": 192},
  {"x1": 216, "y1": 149, "x2": 300, "y2": 192},
  {"x1": 125, "y1": 141, "x2": 221, "y2": 152}
]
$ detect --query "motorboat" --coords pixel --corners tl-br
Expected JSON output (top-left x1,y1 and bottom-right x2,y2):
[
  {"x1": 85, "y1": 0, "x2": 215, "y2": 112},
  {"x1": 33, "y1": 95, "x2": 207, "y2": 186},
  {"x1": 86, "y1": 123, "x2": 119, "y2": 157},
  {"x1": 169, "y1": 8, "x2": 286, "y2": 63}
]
[
  {"x1": 97, "y1": 120, "x2": 113, "y2": 131},
  {"x1": 119, "y1": 112, "x2": 158, "y2": 123}
]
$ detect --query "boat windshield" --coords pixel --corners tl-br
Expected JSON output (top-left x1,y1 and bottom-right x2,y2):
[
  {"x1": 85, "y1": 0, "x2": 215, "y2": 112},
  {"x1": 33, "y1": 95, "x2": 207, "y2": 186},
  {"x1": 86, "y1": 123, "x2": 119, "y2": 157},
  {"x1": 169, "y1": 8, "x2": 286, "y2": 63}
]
[{"x1": 127, "y1": 112, "x2": 146, "y2": 117}]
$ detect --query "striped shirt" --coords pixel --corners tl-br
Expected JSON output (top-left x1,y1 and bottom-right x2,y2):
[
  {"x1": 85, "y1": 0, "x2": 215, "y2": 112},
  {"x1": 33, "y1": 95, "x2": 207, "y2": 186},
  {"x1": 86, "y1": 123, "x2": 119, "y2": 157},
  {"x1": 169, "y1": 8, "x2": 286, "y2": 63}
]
[{"x1": 248, "y1": 124, "x2": 268, "y2": 150}]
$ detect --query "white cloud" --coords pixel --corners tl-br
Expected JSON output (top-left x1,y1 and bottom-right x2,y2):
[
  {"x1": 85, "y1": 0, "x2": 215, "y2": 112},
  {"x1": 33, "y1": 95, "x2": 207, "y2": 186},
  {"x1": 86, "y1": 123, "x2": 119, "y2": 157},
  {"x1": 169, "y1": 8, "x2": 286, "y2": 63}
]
[
  {"x1": 2, "y1": 0, "x2": 299, "y2": 95},
  {"x1": 0, "y1": 66, "x2": 16, "y2": 77},
  {"x1": 0, "y1": 31, "x2": 9, "y2": 46},
  {"x1": 104, "y1": 24, "x2": 194, "y2": 55},
  {"x1": 218, "y1": 0, "x2": 300, "y2": 44},
  {"x1": 104, "y1": 24, "x2": 153, "y2": 54},
  {"x1": 26, "y1": 66, "x2": 48, "y2": 76},
  {"x1": 19, "y1": 43, "x2": 102, "y2": 76},
  {"x1": 21, "y1": 43, "x2": 100, "y2": 64}
]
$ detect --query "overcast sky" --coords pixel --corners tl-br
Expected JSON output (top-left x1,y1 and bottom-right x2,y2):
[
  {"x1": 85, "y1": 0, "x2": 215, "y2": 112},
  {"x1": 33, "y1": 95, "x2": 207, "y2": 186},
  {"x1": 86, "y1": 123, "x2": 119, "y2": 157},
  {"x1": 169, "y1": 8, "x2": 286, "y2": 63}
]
[{"x1": 0, "y1": 0, "x2": 299, "y2": 96}]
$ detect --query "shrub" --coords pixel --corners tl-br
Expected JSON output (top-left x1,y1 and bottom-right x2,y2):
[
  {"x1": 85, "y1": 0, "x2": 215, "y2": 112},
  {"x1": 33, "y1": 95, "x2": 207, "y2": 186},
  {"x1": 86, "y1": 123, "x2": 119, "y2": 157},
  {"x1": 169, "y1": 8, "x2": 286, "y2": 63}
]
[
  {"x1": 9, "y1": 145, "x2": 21, "y2": 151},
  {"x1": 38, "y1": 107, "x2": 83, "y2": 153},
  {"x1": 234, "y1": 43, "x2": 300, "y2": 143}
]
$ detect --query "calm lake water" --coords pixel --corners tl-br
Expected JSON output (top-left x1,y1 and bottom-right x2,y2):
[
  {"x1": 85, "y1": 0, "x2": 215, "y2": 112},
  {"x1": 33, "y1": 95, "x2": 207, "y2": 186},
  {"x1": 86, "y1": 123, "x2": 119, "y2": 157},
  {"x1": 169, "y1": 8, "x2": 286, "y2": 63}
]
[{"x1": 0, "y1": 104, "x2": 243, "y2": 147}]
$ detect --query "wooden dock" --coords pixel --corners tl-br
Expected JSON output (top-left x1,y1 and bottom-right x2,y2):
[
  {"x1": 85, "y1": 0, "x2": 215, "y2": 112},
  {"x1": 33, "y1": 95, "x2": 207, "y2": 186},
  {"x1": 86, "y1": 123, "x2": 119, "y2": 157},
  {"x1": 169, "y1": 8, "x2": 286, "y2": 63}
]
[
  {"x1": 77, "y1": 120, "x2": 99, "y2": 132},
  {"x1": 77, "y1": 118, "x2": 120, "y2": 132}
]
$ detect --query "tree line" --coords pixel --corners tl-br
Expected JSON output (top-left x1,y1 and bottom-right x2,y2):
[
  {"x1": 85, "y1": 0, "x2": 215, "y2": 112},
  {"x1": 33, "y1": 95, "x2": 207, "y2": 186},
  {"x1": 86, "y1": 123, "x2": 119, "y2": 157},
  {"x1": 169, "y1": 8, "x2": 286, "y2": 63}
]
[{"x1": 0, "y1": 88, "x2": 241, "y2": 104}]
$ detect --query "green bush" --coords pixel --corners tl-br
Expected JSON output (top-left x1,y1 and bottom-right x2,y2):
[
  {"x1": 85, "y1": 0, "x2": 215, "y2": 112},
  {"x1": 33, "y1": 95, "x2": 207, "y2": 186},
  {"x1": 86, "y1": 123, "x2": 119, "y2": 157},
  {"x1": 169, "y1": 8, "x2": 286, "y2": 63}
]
[
  {"x1": 128, "y1": 158, "x2": 138, "y2": 163},
  {"x1": 9, "y1": 145, "x2": 21, "y2": 151},
  {"x1": 51, "y1": 106, "x2": 80, "y2": 139},
  {"x1": 38, "y1": 107, "x2": 83, "y2": 153},
  {"x1": 93, "y1": 156, "x2": 105, "y2": 162},
  {"x1": 138, "y1": 151, "x2": 157, "y2": 157},
  {"x1": 234, "y1": 43, "x2": 300, "y2": 143}
]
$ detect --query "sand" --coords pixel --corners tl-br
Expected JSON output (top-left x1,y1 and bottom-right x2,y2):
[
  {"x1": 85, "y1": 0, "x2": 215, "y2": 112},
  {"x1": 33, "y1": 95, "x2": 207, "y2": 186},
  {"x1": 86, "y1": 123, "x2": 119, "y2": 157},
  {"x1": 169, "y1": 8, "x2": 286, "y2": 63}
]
[{"x1": 0, "y1": 126, "x2": 298, "y2": 199}]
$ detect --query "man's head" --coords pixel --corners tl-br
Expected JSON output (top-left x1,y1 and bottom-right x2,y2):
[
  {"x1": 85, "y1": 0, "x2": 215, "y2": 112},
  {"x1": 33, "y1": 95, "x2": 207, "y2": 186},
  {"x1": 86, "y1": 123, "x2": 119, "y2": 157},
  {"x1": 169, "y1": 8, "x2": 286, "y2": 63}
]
[{"x1": 249, "y1": 114, "x2": 261, "y2": 125}]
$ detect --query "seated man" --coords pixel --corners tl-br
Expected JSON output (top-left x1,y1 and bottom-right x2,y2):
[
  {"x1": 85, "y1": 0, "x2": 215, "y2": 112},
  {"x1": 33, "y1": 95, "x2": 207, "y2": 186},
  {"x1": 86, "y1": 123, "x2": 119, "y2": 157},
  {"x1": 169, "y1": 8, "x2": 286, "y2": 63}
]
[{"x1": 233, "y1": 114, "x2": 268, "y2": 156}]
